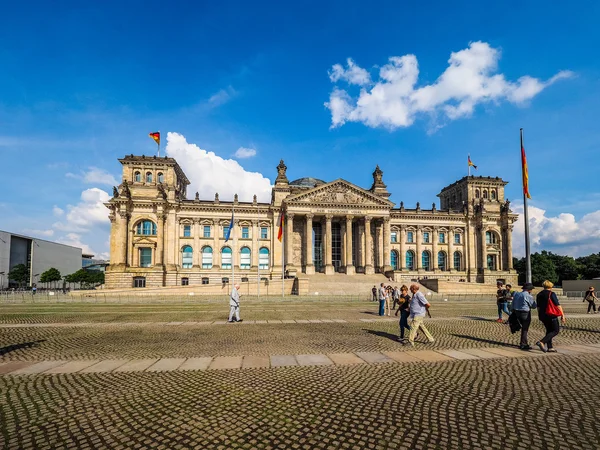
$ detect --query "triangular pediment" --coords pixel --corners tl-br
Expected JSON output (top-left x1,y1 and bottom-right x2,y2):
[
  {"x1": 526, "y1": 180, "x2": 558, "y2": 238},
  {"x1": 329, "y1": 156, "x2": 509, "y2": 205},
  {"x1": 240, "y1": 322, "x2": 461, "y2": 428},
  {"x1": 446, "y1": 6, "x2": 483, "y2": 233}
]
[
  {"x1": 285, "y1": 179, "x2": 394, "y2": 207},
  {"x1": 133, "y1": 236, "x2": 156, "y2": 245}
]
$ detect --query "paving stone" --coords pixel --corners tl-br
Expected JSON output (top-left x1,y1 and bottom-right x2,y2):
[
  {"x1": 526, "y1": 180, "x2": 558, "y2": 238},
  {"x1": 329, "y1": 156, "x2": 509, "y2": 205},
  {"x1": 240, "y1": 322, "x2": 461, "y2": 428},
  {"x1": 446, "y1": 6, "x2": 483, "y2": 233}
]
[
  {"x1": 254, "y1": 320, "x2": 268, "y2": 324},
  {"x1": 295, "y1": 320, "x2": 310, "y2": 323},
  {"x1": 281, "y1": 320, "x2": 296, "y2": 324},
  {"x1": 166, "y1": 322, "x2": 184, "y2": 326},
  {"x1": 241, "y1": 355, "x2": 270, "y2": 368},
  {"x1": 326, "y1": 353, "x2": 367, "y2": 365},
  {"x1": 10, "y1": 360, "x2": 68, "y2": 375},
  {"x1": 560, "y1": 345, "x2": 598, "y2": 354},
  {"x1": 568, "y1": 344, "x2": 600, "y2": 353},
  {"x1": 177, "y1": 357, "x2": 212, "y2": 371},
  {"x1": 484, "y1": 347, "x2": 528, "y2": 358},
  {"x1": 436, "y1": 349, "x2": 480, "y2": 360},
  {"x1": 354, "y1": 352, "x2": 394, "y2": 363},
  {"x1": 382, "y1": 351, "x2": 422, "y2": 363},
  {"x1": 80, "y1": 359, "x2": 130, "y2": 373},
  {"x1": 332, "y1": 319, "x2": 347, "y2": 323},
  {"x1": 45, "y1": 360, "x2": 100, "y2": 374},
  {"x1": 270, "y1": 355, "x2": 298, "y2": 367},
  {"x1": 267, "y1": 320, "x2": 283, "y2": 324},
  {"x1": 409, "y1": 350, "x2": 453, "y2": 362},
  {"x1": 213, "y1": 321, "x2": 228, "y2": 325},
  {"x1": 0, "y1": 361, "x2": 36, "y2": 374},
  {"x1": 459, "y1": 348, "x2": 502, "y2": 359},
  {"x1": 307, "y1": 319, "x2": 323, "y2": 323},
  {"x1": 295, "y1": 354, "x2": 334, "y2": 366},
  {"x1": 113, "y1": 359, "x2": 160, "y2": 372},
  {"x1": 208, "y1": 356, "x2": 243, "y2": 370},
  {"x1": 146, "y1": 358, "x2": 186, "y2": 372}
]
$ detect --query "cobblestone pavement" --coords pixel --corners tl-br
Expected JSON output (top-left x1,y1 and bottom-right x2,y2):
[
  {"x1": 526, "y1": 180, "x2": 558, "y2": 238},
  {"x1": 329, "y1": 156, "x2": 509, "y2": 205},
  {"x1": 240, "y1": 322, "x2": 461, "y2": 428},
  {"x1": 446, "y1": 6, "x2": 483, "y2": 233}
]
[{"x1": 1, "y1": 298, "x2": 600, "y2": 449}]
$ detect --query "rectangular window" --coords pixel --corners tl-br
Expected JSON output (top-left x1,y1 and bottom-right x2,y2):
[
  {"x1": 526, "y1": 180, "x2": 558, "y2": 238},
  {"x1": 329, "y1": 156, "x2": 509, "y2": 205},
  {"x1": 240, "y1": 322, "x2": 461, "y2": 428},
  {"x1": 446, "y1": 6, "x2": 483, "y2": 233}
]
[
  {"x1": 202, "y1": 277, "x2": 209, "y2": 285},
  {"x1": 242, "y1": 226, "x2": 249, "y2": 239},
  {"x1": 139, "y1": 248, "x2": 152, "y2": 268},
  {"x1": 423, "y1": 232, "x2": 430, "y2": 243},
  {"x1": 439, "y1": 232, "x2": 445, "y2": 244},
  {"x1": 203, "y1": 226, "x2": 211, "y2": 238},
  {"x1": 407, "y1": 231, "x2": 414, "y2": 243},
  {"x1": 181, "y1": 277, "x2": 189, "y2": 286},
  {"x1": 391, "y1": 232, "x2": 397, "y2": 243},
  {"x1": 454, "y1": 233, "x2": 461, "y2": 244},
  {"x1": 133, "y1": 277, "x2": 146, "y2": 288},
  {"x1": 183, "y1": 225, "x2": 191, "y2": 237},
  {"x1": 260, "y1": 227, "x2": 268, "y2": 239}
]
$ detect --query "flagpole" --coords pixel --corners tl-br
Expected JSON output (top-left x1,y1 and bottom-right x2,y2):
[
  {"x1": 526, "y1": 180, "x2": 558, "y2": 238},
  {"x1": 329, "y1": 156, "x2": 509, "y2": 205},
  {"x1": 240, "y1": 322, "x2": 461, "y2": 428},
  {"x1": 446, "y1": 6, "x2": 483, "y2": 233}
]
[
  {"x1": 282, "y1": 210, "x2": 285, "y2": 298},
  {"x1": 256, "y1": 202, "x2": 260, "y2": 299},
  {"x1": 468, "y1": 154, "x2": 471, "y2": 177},
  {"x1": 231, "y1": 204, "x2": 235, "y2": 289},
  {"x1": 521, "y1": 128, "x2": 532, "y2": 284},
  {"x1": 158, "y1": 130, "x2": 161, "y2": 157}
]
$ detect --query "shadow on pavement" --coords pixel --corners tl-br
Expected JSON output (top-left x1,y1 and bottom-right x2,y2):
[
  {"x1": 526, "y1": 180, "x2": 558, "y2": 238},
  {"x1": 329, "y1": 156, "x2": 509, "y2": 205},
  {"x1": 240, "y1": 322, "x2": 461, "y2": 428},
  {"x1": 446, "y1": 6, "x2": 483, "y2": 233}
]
[
  {"x1": 0, "y1": 340, "x2": 46, "y2": 356},
  {"x1": 563, "y1": 326, "x2": 600, "y2": 334},
  {"x1": 462, "y1": 316, "x2": 497, "y2": 322},
  {"x1": 363, "y1": 329, "x2": 398, "y2": 342},
  {"x1": 451, "y1": 334, "x2": 516, "y2": 348}
]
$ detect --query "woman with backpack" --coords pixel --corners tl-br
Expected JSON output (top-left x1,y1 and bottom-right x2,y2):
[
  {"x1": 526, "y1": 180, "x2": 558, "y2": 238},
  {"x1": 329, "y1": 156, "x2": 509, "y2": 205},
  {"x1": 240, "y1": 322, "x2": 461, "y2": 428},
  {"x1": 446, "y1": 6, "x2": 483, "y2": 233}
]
[
  {"x1": 584, "y1": 286, "x2": 598, "y2": 314},
  {"x1": 535, "y1": 280, "x2": 566, "y2": 353}
]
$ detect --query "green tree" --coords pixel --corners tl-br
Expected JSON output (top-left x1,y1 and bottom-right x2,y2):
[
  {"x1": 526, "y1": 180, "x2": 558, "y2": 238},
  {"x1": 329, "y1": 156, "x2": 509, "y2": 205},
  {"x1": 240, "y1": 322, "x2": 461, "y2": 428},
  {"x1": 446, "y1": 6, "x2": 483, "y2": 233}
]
[
  {"x1": 531, "y1": 252, "x2": 558, "y2": 286},
  {"x1": 576, "y1": 253, "x2": 600, "y2": 280},
  {"x1": 8, "y1": 264, "x2": 29, "y2": 287},
  {"x1": 40, "y1": 268, "x2": 62, "y2": 287}
]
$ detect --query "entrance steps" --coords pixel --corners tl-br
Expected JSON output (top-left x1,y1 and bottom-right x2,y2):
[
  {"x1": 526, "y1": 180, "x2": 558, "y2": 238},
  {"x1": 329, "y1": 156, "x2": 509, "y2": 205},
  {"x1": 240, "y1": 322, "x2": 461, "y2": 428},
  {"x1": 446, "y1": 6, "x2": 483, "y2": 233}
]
[{"x1": 303, "y1": 273, "x2": 428, "y2": 297}]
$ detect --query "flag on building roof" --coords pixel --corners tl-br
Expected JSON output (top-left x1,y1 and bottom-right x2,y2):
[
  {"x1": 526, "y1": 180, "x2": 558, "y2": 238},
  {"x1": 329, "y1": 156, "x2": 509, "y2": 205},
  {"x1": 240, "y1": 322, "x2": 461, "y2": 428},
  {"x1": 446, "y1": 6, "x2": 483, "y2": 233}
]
[
  {"x1": 224, "y1": 210, "x2": 234, "y2": 242},
  {"x1": 521, "y1": 145, "x2": 531, "y2": 199},
  {"x1": 277, "y1": 210, "x2": 285, "y2": 242},
  {"x1": 149, "y1": 132, "x2": 160, "y2": 146},
  {"x1": 468, "y1": 155, "x2": 477, "y2": 169}
]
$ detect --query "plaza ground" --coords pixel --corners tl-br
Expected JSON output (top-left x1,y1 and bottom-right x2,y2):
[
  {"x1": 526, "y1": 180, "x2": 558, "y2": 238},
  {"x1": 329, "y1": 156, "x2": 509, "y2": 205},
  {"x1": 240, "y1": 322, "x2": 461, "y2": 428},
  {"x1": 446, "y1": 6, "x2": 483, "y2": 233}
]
[{"x1": 1, "y1": 298, "x2": 599, "y2": 449}]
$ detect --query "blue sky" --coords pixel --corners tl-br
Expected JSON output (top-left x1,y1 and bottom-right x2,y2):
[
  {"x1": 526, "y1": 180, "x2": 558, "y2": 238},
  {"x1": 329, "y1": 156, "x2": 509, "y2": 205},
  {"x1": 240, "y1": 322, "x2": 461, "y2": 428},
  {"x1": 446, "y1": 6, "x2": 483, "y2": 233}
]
[{"x1": 1, "y1": 1, "x2": 599, "y2": 258}]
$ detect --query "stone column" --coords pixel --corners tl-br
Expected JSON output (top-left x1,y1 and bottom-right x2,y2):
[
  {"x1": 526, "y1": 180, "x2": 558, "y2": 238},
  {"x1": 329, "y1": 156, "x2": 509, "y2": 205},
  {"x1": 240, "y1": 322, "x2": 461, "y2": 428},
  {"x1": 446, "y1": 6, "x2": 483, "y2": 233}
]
[
  {"x1": 480, "y1": 227, "x2": 488, "y2": 272},
  {"x1": 432, "y1": 226, "x2": 439, "y2": 271},
  {"x1": 376, "y1": 221, "x2": 383, "y2": 271},
  {"x1": 466, "y1": 220, "x2": 477, "y2": 282},
  {"x1": 345, "y1": 215, "x2": 355, "y2": 275},
  {"x1": 448, "y1": 228, "x2": 455, "y2": 272},
  {"x1": 416, "y1": 226, "x2": 423, "y2": 270},
  {"x1": 305, "y1": 214, "x2": 314, "y2": 274},
  {"x1": 506, "y1": 225, "x2": 514, "y2": 270},
  {"x1": 286, "y1": 213, "x2": 295, "y2": 268},
  {"x1": 166, "y1": 211, "x2": 177, "y2": 270},
  {"x1": 340, "y1": 220, "x2": 346, "y2": 267},
  {"x1": 252, "y1": 219, "x2": 259, "y2": 268},
  {"x1": 115, "y1": 210, "x2": 129, "y2": 266},
  {"x1": 212, "y1": 218, "x2": 220, "y2": 269},
  {"x1": 382, "y1": 217, "x2": 391, "y2": 272},
  {"x1": 364, "y1": 216, "x2": 374, "y2": 274},
  {"x1": 127, "y1": 228, "x2": 134, "y2": 267},
  {"x1": 358, "y1": 219, "x2": 365, "y2": 272},
  {"x1": 192, "y1": 219, "x2": 200, "y2": 268},
  {"x1": 175, "y1": 219, "x2": 180, "y2": 267},
  {"x1": 399, "y1": 226, "x2": 406, "y2": 271},
  {"x1": 233, "y1": 219, "x2": 239, "y2": 269},
  {"x1": 324, "y1": 214, "x2": 334, "y2": 275}
]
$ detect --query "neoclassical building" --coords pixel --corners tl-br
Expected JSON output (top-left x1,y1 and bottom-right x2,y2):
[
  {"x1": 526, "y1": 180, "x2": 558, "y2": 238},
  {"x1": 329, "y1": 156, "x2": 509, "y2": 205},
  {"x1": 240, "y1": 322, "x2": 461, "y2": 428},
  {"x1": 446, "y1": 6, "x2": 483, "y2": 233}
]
[{"x1": 105, "y1": 155, "x2": 518, "y2": 289}]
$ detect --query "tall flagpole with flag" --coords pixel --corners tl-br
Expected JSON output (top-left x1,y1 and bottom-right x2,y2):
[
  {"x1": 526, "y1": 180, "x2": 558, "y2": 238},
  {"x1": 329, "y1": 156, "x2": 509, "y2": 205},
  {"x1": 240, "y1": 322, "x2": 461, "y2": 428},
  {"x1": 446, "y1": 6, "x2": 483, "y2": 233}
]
[
  {"x1": 149, "y1": 132, "x2": 161, "y2": 157},
  {"x1": 520, "y1": 128, "x2": 532, "y2": 284},
  {"x1": 468, "y1": 154, "x2": 477, "y2": 176},
  {"x1": 277, "y1": 208, "x2": 285, "y2": 298},
  {"x1": 224, "y1": 206, "x2": 235, "y2": 288}
]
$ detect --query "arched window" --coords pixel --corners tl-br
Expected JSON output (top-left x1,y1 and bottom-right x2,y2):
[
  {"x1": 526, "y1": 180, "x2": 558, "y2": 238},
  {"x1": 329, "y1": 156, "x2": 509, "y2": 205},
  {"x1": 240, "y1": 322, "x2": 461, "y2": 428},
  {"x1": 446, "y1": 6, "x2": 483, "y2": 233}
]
[
  {"x1": 475, "y1": 189, "x2": 480, "y2": 198},
  {"x1": 202, "y1": 246, "x2": 213, "y2": 269},
  {"x1": 437, "y1": 251, "x2": 447, "y2": 271},
  {"x1": 406, "y1": 250, "x2": 415, "y2": 270},
  {"x1": 134, "y1": 171, "x2": 141, "y2": 182},
  {"x1": 483, "y1": 190, "x2": 488, "y2": 199},
  {"x1": 157, "y1": 172, "x2": 164, "y2": 183},
  {"x1": 259, "y1": 247, "x2": 269, "y2": 269},
  {"x1": 136, "y1": 220, "x2": 157, "y2": 235},
  {"x1": 240, "y1": 247, "x2": 251, "y2": 269},
  {"x1": 181, "y1": 246, "x2": 193, "y2": 269},
  {"x1": 422, "y1": 251, "x2": 431, "y2": 271},
  {"x1": 391, "y1": 250, "x2": 399, "y2": 270},
  {"x1": 146, "y1": 172, "x2": 153, "y2": 183},
  {"x1": 491, "y1": 190, "x2": 496, "y2": 200},
  {"x1": 221, "y1": 247, "x2": 232, "y2": 269},
  {"x1": 486, "y1": 231, "x2": 498, "y2": 245},
  {"x1": 453, "y1": 251, "x2": 462, "y2": 270}
]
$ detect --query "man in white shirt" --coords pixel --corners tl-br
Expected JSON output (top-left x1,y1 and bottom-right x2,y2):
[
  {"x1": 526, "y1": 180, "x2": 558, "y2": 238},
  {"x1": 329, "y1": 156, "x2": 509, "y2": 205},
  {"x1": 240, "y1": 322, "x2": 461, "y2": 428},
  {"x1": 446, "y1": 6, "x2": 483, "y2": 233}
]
[
  {"x1": 407, "y1": 284, "x2": 434, "y2": 346},
  {"x1": 378, "y1": 283, "x2": 387, "y2": 316},
  {"x1": 228, "y1": 284, "x2": 243, "y2": 323}
]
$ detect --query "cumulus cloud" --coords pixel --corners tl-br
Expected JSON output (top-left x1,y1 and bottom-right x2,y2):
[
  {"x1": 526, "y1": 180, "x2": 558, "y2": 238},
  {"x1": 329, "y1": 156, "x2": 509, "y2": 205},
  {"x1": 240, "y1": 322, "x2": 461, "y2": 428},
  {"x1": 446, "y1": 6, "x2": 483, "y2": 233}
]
[
  {"x1": 23, "y1": 229, "x2": 54, "y2": 238},
  {"x1": 512, "y1": 203, "x2": 600, "y2": 257},
  {"x1": 208, "y1": 86, "x2": 237, "y2": 107},
  {"x1": 166, "y1": 132, "x2": 272, "y2": 202},
  {"x1": 53, "y1": 188, "x2": 111, "y2": 232},
  {"x1": 234, "y1": 147, "x2": 257, "y2": 159},
  {"x1": 52, "y1": 206, "x2": 64, "y2": 217},
  {"x1": 326, "y1": 41, "x2": 574, "y2": 130},
  {"x1": 57, "y1": 233, "x2": 109, "y2": 259},
  {"x1": 66, "y1": 167, "x2": 119, "y2": 186}
]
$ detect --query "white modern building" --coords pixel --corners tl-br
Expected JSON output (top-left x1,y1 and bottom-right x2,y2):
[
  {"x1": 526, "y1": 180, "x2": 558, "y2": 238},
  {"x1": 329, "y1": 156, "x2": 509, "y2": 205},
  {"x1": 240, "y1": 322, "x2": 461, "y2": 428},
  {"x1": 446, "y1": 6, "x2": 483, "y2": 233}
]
[{"x1": 0, "y1": 230, "x2": 82, "y2": 289}]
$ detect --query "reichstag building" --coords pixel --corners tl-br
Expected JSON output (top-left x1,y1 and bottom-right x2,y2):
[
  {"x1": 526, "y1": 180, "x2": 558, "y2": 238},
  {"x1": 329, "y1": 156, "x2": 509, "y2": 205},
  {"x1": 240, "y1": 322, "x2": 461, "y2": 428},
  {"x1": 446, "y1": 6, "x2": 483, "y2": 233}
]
[{"x1": 105, "y1": 155, "x2": 518, "y2": 289}]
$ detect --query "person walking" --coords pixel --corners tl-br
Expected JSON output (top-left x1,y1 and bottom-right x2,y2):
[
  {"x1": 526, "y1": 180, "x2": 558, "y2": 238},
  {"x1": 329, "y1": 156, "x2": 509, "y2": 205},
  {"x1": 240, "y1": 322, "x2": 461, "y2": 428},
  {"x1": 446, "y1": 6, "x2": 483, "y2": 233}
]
[
  {"x1": 584, "y1": 286, "x2": 598, "y2": 314},
  {"x1": 407, "y1": 284, "x2": 434, "y2": 346},
  {"x1": 371, "y1": 286, "x2": 377, "y2": 302},
  {"x1": 378, "y1": 283, "x2": 386, "y2": 316},
  {"x1": 228, "y1": 284, "x2": 243, "y2": 323},
  {"x1": 496, "y1": 282, "x2": 511, "y2": 323},
  {"x1": 511, "y1": 283, "x2": 536, "y2": 350},
  {"x1": 385, "y1": 286, "x2": 392, "y2": 316},
  {"x1": 505, "y1": 284, "x2": 515, "y2": 311},
  {"x1": 394, "y1": 285, "x2": 411, "y2": 343},
  {"x1": 535, "y1": 280, "x2": 566, "y2": 353}
]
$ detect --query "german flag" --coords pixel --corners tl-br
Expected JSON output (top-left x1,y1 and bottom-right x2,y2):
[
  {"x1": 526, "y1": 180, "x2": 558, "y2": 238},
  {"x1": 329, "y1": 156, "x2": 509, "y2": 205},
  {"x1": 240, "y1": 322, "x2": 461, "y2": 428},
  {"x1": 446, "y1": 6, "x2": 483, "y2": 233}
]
[
  {"x1": 521, "y1": 145, "x2": 531, "y2": 199},
  {"x1": 468, "y1": 155, "x2": 477, "y2": 169},
  {"x1": 149, "y1": 132, "x2": 160, "y2": 146},
  {"x1": 277, "y1": 210, "x2": 285, "y2": 242}
]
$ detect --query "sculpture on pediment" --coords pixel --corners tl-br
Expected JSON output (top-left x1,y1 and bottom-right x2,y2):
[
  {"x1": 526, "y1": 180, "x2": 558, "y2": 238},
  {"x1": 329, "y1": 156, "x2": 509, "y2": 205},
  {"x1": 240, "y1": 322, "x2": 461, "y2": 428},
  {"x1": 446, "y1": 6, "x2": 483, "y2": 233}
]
[
  {"x1": 308, "y1": 185, "x2": 368, "y2": 204},
  {"x1": 275, "y1": 159, "x2": 289, "y2": 184},
  {"x1": 112, "y1": 186, "x2": 119, "y2": 198},
  {"x1": 195, "y1": 192, "x2": 200, "y2": 201},
  {"x1": 214, "y1": 192, "x2": 219, "y2": 203},
  {"x1": 157, "y1": 183, "x2": 168, "y2": 200},
  {"x1": 120, "y1": 180, "x2": 131, "y2": 199}
]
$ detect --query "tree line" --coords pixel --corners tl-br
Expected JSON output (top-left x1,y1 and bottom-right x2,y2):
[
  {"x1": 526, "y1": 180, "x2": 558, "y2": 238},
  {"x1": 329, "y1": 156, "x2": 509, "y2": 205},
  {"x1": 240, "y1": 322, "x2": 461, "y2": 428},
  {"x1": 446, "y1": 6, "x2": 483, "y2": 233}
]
[
  {"x1": 513, "y1": 251, "x2": 600, "y2": 286},
  {"x1": 5, "y1": 264, "x2": 104, "y2": 290}
]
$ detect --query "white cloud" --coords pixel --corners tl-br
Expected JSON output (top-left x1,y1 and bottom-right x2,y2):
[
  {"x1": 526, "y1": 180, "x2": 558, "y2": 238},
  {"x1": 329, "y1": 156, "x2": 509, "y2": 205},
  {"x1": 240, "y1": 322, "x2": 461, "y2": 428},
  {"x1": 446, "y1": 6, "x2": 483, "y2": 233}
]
[
  {"x1": 52, "y1": 206, "x2": 64, "y2": 217},
  {"x1": 165, "y1": 132, "x2": 272, "y2": 202},
  {"x1": 326, "y1": 41, "x2": 574, "y2": 130},
  {"x1": 66, "y1": 167, "x2": 119, "y2": 186},
  {"x1": 57, "y1": 233, "x2": 109, "y2": 259},
  {"x1": 208, "y1": 86, "x2": 237, "y2": 107},
  {"x1": 53, "y1": 188, "x2": 111, "y2": 232},
  {"x1": 512, "y1": 202, "x2": 600, "y2": 257},
  {"x1": 23, "y1": 229, "x2": 54, "y2": 238},
  {"x1": 234, "y1": 147, "x2": 257, "y2": 159}
]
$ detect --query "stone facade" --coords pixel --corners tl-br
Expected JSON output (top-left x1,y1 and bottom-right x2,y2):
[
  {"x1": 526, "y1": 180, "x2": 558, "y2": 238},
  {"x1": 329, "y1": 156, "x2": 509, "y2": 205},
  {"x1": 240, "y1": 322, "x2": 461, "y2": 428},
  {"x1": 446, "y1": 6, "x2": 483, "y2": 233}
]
[{"x1": 105, "y1": 155, "x2": 518, "y2": 289}]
